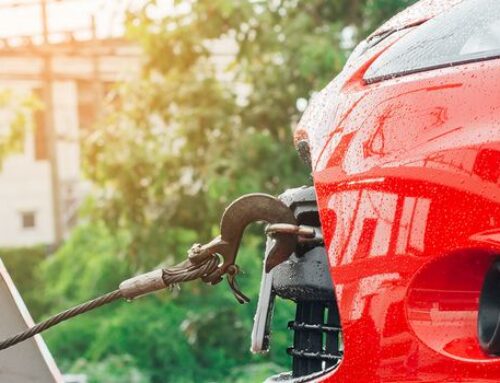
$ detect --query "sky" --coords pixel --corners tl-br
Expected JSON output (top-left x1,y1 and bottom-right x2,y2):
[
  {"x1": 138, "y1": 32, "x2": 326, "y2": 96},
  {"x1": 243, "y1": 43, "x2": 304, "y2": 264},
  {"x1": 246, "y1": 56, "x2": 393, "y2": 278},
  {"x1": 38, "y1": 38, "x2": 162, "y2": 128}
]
[{"x1": 0, "y1": 0, "x2": 148, "y2": 43}]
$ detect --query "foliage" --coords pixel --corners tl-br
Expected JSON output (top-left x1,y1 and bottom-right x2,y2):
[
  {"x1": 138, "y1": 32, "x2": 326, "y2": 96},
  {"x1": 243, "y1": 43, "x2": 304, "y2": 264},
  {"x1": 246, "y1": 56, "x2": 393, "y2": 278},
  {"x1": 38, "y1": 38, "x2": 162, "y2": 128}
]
[
  {"x1": 0, "y1": 90, "x2": 41, "y2": 168},
  {"x1": 0, "y1": 246, "x2": 49, "y2": 317},
  {"x1": 69, "y1": 355, "x2": 150, "y2": 383},
  {"x1": 39, "y1": 223, "x2": 132, "y2": 313},
  {"x1": 361, "y1": 0, "x2": 419, "y2": 36},
  {"x1": 25, "y1": 0, "x2": 418, "y2": 382}
]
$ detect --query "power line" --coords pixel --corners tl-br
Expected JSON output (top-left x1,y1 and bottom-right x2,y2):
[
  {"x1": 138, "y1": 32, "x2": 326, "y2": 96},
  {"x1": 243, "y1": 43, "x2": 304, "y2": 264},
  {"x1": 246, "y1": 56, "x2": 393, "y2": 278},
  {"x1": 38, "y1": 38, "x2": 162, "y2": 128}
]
[{"x1": 0, "y1": 0, "x2": 129, "y2": 39}]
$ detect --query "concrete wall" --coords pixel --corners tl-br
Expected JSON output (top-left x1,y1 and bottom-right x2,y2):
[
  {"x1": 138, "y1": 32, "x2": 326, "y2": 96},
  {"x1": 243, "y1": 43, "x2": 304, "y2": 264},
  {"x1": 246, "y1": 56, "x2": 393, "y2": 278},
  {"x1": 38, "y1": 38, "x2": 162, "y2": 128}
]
[{"x1": 0, "y1": 154, "x2": 55, "y2": 247}]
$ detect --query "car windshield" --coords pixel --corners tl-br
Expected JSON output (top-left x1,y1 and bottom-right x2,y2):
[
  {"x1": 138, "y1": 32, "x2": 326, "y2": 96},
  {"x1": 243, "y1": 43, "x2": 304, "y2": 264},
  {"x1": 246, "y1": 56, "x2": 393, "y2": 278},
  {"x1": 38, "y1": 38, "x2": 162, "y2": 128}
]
[{"x1": 364, "y1": 0, "x2": 500, "y2": 82}]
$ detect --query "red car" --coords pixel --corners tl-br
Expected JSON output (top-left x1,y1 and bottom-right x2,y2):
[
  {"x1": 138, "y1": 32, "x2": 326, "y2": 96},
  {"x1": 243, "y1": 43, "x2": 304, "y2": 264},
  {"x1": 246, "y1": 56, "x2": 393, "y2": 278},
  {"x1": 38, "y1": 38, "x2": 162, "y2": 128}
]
[{"x1": 256, "y1": 0, "x2": 500, "y2": 381}]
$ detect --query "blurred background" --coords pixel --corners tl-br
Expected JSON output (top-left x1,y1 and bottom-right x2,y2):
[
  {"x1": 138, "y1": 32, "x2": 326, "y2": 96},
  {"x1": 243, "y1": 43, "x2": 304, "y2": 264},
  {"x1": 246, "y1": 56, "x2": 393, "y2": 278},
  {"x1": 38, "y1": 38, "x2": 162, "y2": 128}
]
[{"x1": 0, "y1": 0, "x2": 416, "y2": 382}]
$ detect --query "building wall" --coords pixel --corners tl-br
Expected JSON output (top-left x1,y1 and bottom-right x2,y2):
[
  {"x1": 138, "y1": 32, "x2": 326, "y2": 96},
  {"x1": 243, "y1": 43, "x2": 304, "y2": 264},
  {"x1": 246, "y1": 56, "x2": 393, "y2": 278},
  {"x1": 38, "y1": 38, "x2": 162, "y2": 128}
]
[
  {"x1": 0, "y1": 81, "x2": 54, "y2": 247},
  {"x1": 0, "y1": 46, "x2": 142, "y2": 248},
  {"x1": 0, "y1": 153, "x2": 55, "y2": 247},
  {"x1": 0, "y1": 79, "x2": 81, "y2": 247}
]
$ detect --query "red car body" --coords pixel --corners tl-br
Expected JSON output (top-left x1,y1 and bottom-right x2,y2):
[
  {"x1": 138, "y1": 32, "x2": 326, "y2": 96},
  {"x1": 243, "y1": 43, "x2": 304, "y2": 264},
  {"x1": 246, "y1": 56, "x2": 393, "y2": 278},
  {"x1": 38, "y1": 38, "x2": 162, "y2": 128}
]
[{"x1": 294, "y1": 0, "x2": 500, "y2": 381}]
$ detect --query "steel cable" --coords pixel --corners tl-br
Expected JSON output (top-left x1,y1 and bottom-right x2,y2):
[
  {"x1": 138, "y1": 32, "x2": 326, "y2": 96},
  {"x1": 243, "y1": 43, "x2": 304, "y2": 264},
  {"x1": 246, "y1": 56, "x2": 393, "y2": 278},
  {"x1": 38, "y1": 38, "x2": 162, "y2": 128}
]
[
  {"x1": 0, "y1": 254, "x2": 220, "y2": 351},
  {"x1": 0, "y1": 289, "x2": 122, "y2": 351}
]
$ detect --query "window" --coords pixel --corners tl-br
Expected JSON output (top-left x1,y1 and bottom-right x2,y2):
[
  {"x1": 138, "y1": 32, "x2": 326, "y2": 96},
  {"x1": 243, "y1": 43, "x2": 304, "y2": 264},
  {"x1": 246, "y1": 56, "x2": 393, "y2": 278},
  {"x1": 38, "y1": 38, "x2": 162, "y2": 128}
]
[
  {"x1": 21, "y1": 211, "x2": 36, "y2": 229},
  {"x1": 364, "y1": 0, "x2": 500, "y2": 83}
]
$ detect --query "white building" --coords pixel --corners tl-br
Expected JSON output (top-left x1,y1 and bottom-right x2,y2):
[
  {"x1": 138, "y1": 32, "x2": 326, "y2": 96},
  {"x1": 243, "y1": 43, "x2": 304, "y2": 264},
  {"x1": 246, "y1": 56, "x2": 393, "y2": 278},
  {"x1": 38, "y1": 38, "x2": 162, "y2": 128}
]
[{"x1": 0, "y1": 37, "x2": 141, "y2": 247}]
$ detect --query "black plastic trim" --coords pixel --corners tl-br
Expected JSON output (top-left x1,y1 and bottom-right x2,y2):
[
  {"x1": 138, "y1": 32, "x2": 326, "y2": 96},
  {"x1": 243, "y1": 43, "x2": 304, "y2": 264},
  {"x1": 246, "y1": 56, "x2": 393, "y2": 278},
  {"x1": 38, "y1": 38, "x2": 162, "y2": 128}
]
[{"x1": 478, "y1": 257, "x2": 500, "y2": 355}]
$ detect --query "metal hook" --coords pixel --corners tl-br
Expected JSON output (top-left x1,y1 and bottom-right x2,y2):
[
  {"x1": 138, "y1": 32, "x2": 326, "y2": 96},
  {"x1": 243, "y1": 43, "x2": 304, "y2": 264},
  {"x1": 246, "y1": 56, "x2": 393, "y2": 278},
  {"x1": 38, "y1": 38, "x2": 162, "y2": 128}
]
[{"x1": 188, "y1": 193, "x2": 298, "y2": 302}]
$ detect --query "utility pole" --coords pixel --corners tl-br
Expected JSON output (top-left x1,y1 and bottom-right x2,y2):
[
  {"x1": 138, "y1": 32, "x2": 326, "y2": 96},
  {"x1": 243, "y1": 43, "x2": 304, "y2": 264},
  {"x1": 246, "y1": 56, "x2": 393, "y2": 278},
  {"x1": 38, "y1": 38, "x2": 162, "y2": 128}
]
[
  {"x1": 91, "y1": 15, "x2": 103, "y2": 119},
  {"x1": 41, "y1": 0, "x2": 63, "y2": 245}
]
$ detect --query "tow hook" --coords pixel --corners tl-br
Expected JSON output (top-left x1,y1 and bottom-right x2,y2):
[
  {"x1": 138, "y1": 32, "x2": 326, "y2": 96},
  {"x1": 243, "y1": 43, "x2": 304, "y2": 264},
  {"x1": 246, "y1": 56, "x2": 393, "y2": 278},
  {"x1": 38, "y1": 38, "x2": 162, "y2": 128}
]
[{"x1": 188, "y1": 193, "x2": 302, "y2": 303}]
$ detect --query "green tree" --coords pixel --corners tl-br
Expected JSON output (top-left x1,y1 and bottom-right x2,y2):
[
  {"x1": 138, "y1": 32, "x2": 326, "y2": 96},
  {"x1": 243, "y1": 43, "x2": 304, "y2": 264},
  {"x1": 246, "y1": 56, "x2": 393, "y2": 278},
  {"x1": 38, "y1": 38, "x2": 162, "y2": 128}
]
[{"x1": 84, "y1": 0, "x2": 417, "y2": 264}]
